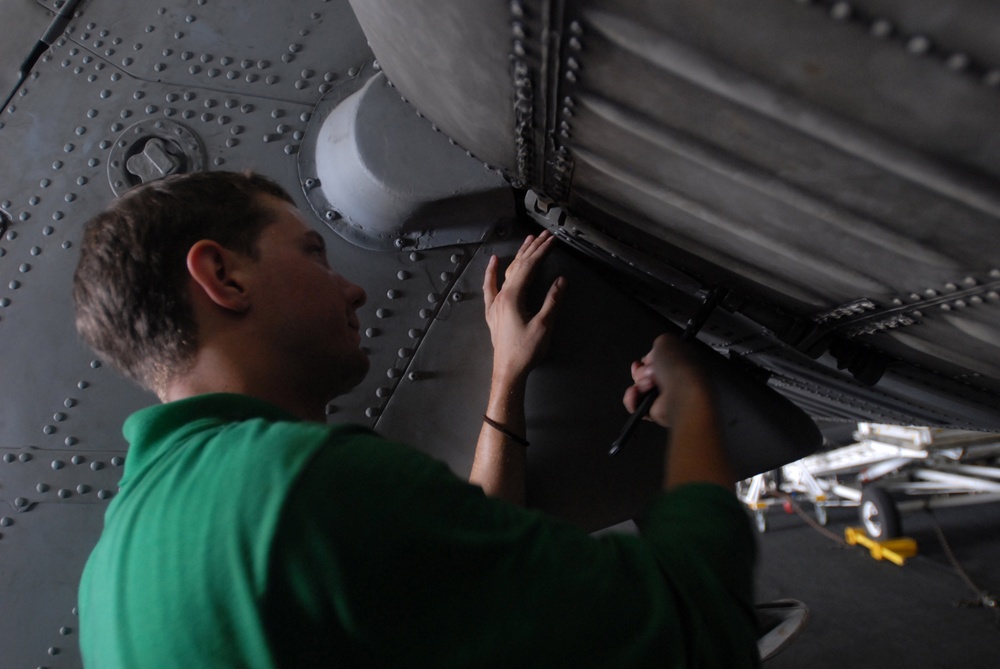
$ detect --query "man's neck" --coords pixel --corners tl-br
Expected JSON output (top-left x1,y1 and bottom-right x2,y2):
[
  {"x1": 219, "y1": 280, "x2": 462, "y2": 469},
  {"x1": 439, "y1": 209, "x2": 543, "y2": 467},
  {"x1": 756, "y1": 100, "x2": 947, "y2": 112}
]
[{"x1": 161, "y1": 346, "x2": 329, "y2": 423}]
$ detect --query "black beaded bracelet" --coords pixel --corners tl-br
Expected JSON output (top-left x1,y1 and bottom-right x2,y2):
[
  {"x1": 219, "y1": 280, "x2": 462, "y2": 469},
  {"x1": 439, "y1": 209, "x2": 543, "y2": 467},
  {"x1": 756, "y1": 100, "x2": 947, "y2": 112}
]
[{"x1": 482, "y1": 415, "x2": 529, "y2": 448}]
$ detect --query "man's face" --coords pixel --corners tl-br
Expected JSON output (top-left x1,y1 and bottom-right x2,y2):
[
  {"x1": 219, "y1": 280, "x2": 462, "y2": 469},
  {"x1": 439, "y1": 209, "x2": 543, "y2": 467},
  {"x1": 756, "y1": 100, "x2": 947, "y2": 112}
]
[{"x1": 247, "y1": 194, "x2": 369, "y2": 400}]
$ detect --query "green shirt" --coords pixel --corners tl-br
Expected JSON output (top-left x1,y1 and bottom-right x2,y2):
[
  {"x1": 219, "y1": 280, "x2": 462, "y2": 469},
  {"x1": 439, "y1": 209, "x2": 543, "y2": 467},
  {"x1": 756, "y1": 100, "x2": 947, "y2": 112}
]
[{"x1": 79, "y1": 393, "x2": 759, "y2": 668}]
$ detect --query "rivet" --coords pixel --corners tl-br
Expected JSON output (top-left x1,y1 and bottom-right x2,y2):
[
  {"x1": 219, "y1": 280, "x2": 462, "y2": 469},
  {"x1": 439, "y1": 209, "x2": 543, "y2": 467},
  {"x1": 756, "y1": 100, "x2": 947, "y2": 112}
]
[
  {"x1": 408, "y1": 328, "x2": 422, "y2": 339},
  {"x1": 52, "y1": 459, "x2": 64, "y2": 470},
  {"x1": 54, "y1": 412, "x2": 67, "y2": 422},
  {"x1": 427, "y1": 293, "x2": 440, "y2": 303},
  {"x1": 43, "y1": 425, "x2": 55, "y2": 435},
  {"x1": 19, "y1": 263, "x2": 29, "y2": 273},
  {"x1": 963, "y1": 276, "x2": 977, "y2": 286},
  {"x1": 387, "y1": 289, "x2": 400, "y2": 299},
  {"x1": 78, "y1": 380, "x2": 89, "y2": 389},
  {"x1": 419, "y1": 308, "x2": 432, "y2": 319},
  {"x1": 58, "y1": 489, "x2": 71, "y2": 499},
  {"x1": 13, "y1": 497, "x2": 28, "y2": 509},
  {"x1": 387, "y1": 368, "x2": 402, "y2": 379},
  {"x1": 365, "y1": 327, "x2": 379, "y2": 337},
  {"x1": 440, "y1": 272, "x2": 453, "y2": 282},
  {"x1": 65, "y1": 436, "x2": 78, "y2": 446},
  {"x1": 450, "y1": 253, "x2": 463, "y2": 264},
  {"x1": 946, "y1": 53, "x2": 969, "y2": 71},
  {"x1": 397, "y1": 270, "x2": 410, "y2": 280},
  {"x1": 907, "y1": 35, "x2": 931, "y2": 55},
  {"x1": 983, "y1": 70, "x2": 1000, "y2": 87},
  {"x1": 365, "y1": 407, "x2": 381, "y2": 418},
  {"x1": 90, "y1": 461, "x2": 103, "y2": 471},
  {"x1": 2, "y1": 453, "x2": 14, "y2": 463},
  {"x1": 98, "y1": 490, "x2": 112, "y2": 500},
  {"x1": 266, "y1": 75, "x2": 279, "y2": 85},
  {"x1": 111, "y1": 456, "x2": 124, "y2": 466},
  {"x1": 409, "y1": 252, "x2": 421, "y2": 262},
  {"x1": 945, "y1": 283, "x2": 958, "y2": 291},
  {"x1": 91, "y1": 359, "x2": 102, "y2": 369},
  {"x1": 282, "y1": 54, "x2": 295, "y2": 64},
  {"x1": 451, "y1": 292, "x2": 464, "y2": 302},
  {"x1": 36, "y1": 483, "x2": 49, "y2": 493},
  {"x1": 9, "y1": 280, "x2": 21, "y2": 289},
  {"x1": 0, "y1": 517, "x2": 11, "y2": 527},
  {"x1": 0, "y1": 298, "x2": 10, "y2": 307},
  {"x1": 60, "y1": 626, "x2": 72, "y2": 635},
  {"x1": 376, "y1": 308, "x2": 390, "y2": 318},
  {"x1": 77, "y1": 484, "x2": 91, "y2": 494},
  {"x1": 71, "y1": 455, "x2": 84, "y2": 465}
]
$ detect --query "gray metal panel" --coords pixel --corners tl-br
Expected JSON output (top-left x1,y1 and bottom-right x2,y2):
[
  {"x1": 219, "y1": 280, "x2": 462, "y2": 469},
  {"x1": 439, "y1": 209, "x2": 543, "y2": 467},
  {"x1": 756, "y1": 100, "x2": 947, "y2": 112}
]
[
  {"x1": 347, "y1": 0, "x2": 518, "y2": 173},
  {"x1": 375, "y1": 231, "x2": 671, "y2": 531}
]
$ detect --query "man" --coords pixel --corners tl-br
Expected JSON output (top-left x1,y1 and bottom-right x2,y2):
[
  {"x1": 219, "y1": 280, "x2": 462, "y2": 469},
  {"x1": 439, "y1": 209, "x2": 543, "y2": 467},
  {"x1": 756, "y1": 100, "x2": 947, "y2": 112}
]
[{"x1": 74, "y1": 171, "x2": 759, "y2": 667}]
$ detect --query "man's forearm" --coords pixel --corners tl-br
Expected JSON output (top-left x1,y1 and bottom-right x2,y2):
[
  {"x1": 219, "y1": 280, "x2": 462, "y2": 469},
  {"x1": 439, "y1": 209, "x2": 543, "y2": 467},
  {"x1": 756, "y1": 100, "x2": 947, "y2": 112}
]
[{"x1": 470, "y1": 372, "x2": 528, "y2": 505}]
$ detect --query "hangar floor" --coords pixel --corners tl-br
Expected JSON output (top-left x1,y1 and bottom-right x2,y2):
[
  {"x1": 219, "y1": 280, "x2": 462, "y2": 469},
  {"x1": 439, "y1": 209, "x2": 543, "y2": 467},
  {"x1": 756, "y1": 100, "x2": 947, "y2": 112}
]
[{"x1": 757, "y1": 499, "x2": 1000, "y2": 668}]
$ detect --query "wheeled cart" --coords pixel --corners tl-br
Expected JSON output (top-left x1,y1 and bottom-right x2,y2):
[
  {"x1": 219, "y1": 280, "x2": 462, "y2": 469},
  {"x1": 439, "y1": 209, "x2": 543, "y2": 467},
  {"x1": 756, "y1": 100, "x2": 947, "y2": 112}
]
[{"x1": 738, "y1": 424, "x2": 1000, "y2": 539}]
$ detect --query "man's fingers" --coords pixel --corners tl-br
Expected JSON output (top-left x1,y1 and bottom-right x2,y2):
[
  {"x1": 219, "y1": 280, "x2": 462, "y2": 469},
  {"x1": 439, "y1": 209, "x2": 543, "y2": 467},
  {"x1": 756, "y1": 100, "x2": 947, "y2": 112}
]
[
  {"x1": 535, "y1": 276, "x2": 565, "y2": 325},
  {"x1": 483, "y1": 255, "x2": 499, "y2": 314}
]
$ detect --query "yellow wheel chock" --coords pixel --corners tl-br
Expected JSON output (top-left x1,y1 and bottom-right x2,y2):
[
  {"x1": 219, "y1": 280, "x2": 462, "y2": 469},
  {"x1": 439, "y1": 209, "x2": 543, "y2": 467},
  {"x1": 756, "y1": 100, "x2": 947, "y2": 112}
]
[{"x1": 844, "y1": 527, "x2": 918, "y2": 566}]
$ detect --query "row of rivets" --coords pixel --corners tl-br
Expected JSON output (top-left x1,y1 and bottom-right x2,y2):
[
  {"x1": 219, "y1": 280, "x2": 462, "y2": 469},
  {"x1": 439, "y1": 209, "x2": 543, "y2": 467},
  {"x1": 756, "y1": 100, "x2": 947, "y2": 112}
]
[
  {"x1": 330, "y1": 249, "x2": 471, "y2": 419},
  {"x1": 68, "y1": 8, "x2": 339, "y2": 94},
  {"x1": 797, "y1": 0, "x2": 1000, "y2": 88},
  {"x1": 511, "y1": 1, "x2": 535, "y2": 188}
]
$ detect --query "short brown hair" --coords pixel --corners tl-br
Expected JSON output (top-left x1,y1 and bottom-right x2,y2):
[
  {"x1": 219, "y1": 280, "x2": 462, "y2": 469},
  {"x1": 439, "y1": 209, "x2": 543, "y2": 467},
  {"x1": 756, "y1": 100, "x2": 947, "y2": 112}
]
[{"x1": 73, "y1": 171, "x2": 295, "y2": 393}]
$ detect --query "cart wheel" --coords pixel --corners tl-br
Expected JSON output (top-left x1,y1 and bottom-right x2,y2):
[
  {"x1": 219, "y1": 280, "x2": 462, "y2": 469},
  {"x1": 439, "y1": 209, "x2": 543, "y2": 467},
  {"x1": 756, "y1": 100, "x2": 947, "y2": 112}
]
[
  {"x1": 815, "y1": 504, "x2": 828, "y2": 527},
  {"x1": 859, "y1": 486, "x2": 901, "y2": 539},
  {"x1": 755, "y1": 510, "x2": 767, "y2": 534}
]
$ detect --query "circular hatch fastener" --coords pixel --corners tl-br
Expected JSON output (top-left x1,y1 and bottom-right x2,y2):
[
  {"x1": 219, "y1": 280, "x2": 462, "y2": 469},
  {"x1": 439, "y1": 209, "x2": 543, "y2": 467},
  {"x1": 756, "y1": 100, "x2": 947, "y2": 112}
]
[{"x1": 107, "y1": 120, "x2": 206, "y2": 196}]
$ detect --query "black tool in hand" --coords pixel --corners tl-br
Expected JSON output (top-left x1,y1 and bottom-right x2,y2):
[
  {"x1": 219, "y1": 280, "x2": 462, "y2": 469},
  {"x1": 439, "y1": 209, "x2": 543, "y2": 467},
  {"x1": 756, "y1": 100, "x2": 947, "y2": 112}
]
[{"x1": 608, "y1": 288, "x2": 728, "y2": 456}]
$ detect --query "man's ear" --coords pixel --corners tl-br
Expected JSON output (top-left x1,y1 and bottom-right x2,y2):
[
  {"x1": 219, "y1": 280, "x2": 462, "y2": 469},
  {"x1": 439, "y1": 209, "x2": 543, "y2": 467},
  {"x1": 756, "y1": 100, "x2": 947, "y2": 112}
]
[{"x1": 186, "y1": 240, "x2": 252, "y2": 313}]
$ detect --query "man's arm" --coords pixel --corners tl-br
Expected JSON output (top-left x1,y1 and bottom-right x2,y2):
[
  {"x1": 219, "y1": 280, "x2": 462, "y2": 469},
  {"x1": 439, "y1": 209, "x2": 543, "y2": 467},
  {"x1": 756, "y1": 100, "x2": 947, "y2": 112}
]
[
  {"x1": 470, "y1": 231, "x2": 564, "y2": 504},
  {"x1": 623, "y1": 333, "x2": 737, "y2": 490}
]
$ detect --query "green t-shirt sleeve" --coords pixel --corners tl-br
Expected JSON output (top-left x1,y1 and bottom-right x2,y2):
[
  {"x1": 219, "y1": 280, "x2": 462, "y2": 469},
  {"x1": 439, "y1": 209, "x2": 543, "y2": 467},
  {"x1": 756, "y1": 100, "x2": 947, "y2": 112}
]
[{"x1": 264, "y1": 429, "x2": 759, "y2": 668}]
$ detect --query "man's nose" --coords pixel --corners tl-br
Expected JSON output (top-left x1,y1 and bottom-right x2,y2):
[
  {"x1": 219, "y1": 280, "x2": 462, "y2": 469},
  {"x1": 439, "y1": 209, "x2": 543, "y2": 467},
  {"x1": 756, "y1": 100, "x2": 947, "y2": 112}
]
[{"x1": 346, "y1": 280, "x2": 367, "y2": 309}]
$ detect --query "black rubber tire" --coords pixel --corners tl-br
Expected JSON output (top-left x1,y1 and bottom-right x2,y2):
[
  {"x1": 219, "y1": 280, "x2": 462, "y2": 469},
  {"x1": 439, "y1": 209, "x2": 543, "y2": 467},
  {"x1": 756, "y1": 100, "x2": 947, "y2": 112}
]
[{"x1": 859, "y1": 486, "x2": 902, "y2": 539}]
